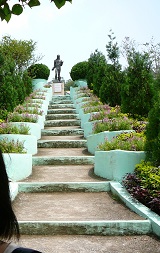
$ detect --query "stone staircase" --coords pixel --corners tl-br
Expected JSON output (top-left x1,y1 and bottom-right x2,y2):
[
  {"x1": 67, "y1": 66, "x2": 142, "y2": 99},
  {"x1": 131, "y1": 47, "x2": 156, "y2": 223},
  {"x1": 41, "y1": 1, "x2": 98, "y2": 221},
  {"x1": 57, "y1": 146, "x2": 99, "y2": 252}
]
[{"x1": 13, "y1": 95, "x2": 160, "y2": 253}]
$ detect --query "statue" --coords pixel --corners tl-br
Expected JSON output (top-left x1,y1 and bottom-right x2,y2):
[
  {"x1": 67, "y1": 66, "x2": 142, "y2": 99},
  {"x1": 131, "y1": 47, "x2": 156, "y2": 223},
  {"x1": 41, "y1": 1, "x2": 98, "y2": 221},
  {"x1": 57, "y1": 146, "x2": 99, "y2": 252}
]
[{"x1": 52, "y1": 55, "x2": 63, "y2": 82}]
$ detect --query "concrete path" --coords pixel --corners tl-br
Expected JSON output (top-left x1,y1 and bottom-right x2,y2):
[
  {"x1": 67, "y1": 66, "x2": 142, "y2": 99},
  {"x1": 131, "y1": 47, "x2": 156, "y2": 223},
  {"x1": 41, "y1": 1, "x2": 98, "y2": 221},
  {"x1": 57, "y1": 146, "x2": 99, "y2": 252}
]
[{"x1": 13, "y1": 95, "x2": 160, "y2": 252}]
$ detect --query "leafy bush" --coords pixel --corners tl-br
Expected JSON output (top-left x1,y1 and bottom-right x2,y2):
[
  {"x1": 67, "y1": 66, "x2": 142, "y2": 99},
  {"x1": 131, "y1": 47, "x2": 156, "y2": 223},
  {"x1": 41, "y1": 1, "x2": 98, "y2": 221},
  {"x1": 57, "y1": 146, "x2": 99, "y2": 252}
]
[
  {"x1": 93, "y1": 117, "x2": 132, "y2": 134},
  {"x1": 89, "y1": 106, "x2": 121, "y2": 121},
  {"x1": 0, "y1": 123, "x2": 30, "y2": 134},
  {"x1": 98, "y1": 132, "x2": 145, "y2": 151},
  {"x1": 0, "y1": 138, "x2": 26, "y2": 153},
  {"x1": 27, "y1": 63, "x2": 50, "y2": 80},
  {"x1": 123, "y1": 161, "x2": 160, "y2": 215},
  {"x1": 70, "y1": 61, "x2": 88, "y2": 81}
]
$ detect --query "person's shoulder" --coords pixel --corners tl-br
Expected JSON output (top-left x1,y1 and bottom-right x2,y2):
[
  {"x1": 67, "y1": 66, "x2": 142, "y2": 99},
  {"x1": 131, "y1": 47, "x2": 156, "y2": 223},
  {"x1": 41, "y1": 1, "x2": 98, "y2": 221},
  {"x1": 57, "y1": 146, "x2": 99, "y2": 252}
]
[{"x1": 12, "y1": 247, "x2": 43, "y2": 253}]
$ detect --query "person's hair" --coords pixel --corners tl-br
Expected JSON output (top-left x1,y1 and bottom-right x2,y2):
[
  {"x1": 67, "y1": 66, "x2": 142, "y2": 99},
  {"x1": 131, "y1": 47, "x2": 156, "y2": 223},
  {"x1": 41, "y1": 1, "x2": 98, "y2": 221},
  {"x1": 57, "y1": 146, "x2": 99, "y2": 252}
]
[{"x1": 0, "y1": 150, "x2": 20, "y2": 241}]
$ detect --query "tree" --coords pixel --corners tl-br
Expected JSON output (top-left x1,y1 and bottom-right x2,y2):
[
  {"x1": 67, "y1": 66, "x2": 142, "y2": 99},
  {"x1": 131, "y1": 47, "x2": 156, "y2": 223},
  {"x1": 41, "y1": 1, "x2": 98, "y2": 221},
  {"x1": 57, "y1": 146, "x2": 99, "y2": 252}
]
[
  {"x1": 0, "y1": 35, "x2": 42, "y2": 72},
  {"x1": 86, "y1": 49, "x2": 107, "y2": 96},
  {"x1": 0, "y1": 0, "x2": 72, "y2": 22},
  {"x1": 99, "y1": 30, "x2": 123, "y2": 106},
  {"x1": 121, "y1": 51, "x2": 154, "y2": 118}
]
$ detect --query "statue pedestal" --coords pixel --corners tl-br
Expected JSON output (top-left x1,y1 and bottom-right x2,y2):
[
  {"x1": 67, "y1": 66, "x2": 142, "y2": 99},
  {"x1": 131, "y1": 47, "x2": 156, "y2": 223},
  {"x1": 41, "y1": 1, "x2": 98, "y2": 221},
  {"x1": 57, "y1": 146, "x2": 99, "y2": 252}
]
[{"x1": 52, "y1": 82, "x2": 64, "y2": 95}]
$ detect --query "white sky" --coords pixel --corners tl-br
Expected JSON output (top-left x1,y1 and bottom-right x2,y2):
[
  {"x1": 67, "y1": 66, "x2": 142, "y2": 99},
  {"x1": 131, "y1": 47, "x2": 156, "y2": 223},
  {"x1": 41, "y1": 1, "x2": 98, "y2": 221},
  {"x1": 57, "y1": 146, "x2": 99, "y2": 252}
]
[{"x1": 0, "y1": 0, "x2": 160, "y2": 81}]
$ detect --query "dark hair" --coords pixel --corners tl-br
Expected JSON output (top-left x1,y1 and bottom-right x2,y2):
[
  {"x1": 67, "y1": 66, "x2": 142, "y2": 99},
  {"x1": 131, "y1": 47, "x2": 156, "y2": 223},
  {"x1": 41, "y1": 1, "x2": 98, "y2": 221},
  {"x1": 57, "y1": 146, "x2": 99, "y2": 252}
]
[{"x1": 0, "y1": 150, "x2": 20, "y2": 241}]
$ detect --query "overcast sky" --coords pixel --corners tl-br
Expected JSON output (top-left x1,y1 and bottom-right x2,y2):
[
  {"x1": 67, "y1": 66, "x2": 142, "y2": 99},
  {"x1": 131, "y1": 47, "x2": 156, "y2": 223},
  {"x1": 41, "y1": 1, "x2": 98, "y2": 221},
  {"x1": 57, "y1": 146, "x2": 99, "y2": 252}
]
[{"x1": 0, "y1": 0, "x2": 160, "y2": 81}]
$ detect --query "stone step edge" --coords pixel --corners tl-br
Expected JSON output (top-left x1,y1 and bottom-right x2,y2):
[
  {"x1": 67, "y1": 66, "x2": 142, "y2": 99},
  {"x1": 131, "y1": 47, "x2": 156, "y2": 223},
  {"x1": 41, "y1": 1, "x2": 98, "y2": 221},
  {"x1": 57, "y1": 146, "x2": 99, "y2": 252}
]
[
  {"x1": 37, "y1": 140, "x2": 87, "y2": 148},
  {"x1": 18, "y1": 220, "x2": 151, "y2": 236},
  {"x1": 18, "y1": 182, "x2": 110, "y2": 193},
  {"x1": 41, "y1": 129, "x2": 84, "y2": 136},
  {"x1": 32, "y1": 156, "x2": 94, "y2": 165}
]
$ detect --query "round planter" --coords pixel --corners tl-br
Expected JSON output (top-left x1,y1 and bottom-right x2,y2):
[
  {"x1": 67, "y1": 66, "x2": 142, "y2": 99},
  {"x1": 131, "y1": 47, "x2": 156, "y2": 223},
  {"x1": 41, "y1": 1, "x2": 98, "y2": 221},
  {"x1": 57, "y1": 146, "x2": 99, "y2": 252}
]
[
  {"x1": 9, "y1": 122, "x2": 41, "y2": 140},
  {"x1": 94, "y1": 150, "x2": 146, "y2": 183},
  {"x1": 32, "y1": 79, "x2": 47, "y2": 91},
  {"x1": 0, "y1": 134, "x2": 37, "y2": 155},
  {"x1": 3, "y1": 153, "x2": 32, "y2": 181},
  {"x1": 74, "y1": 79, "x2": 87, "y2": 88},
  {"x1": 87, "y1": 130, "x2": 134, "y2": 155}
]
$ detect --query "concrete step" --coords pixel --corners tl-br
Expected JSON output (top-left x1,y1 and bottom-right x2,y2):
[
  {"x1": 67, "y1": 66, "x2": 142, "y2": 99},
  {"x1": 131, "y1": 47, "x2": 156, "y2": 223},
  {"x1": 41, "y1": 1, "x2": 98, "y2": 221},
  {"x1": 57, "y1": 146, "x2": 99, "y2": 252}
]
[
  {"x1": 18, "y1": 182, "x2": 110, "y2": 193},
  {"x1": 52, "y1": 95, "x2": 71, "y2": 101},
  {"x1": 45, "y1": 114, "x2": 79, "y2": 120},
  {"x1": 32, "y1": 156, "x2": 94, "y2": 166},
  {"x1": 17, "y1": 234, "x2": 160, "y2": 253},
  {"x1": 14, "y1": 192, "x2": 146, "y2": 222},
  {"x1": 19, "y1": 165, "x2": 105, "y2": 182},
  {"x1": 50, "y1": 100, "x2": 73, "y2": 104},
  {"x1": 41, "y1": 129, "x2": 84, "y2": 136},
  {"x1": 40, "y1": 136, "x2": 84, "y2": 140},
  {"x1": 44, "y1": 120, "x2": 81, "y2": 127},
  {"x1": 37, "y1": 140, "x2": 87, "y2": 148},
  {"x1": 33, "y1": 148, "x2": 92, "y2": 157},
  {"x1": 47, "y1": 109, "x2": 76, "y2": 114},
  {"x1": 48, "y1": 104, "x2": 74, "y2": 109}
]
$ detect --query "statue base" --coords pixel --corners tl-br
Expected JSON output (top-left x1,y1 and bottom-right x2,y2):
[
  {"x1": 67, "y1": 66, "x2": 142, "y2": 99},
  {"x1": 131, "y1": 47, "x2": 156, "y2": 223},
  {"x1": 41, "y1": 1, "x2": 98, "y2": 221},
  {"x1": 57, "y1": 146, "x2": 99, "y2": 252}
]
[{"x1": 52, "y1": 82, "x2": 64, "y2": 95}]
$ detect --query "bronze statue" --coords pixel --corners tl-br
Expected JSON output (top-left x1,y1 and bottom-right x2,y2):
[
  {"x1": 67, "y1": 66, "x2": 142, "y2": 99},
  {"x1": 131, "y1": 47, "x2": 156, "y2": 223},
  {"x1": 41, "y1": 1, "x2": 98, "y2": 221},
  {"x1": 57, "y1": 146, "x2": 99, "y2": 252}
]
[{"x1": 52, "y1": 55, "x2": 63, "y2": 81}]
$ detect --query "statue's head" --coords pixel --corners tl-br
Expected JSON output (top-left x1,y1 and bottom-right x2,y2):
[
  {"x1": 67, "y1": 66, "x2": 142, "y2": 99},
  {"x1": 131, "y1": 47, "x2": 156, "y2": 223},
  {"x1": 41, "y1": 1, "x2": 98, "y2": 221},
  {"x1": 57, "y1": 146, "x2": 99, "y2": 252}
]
[{"x1": 57, "y1": 55, "x2": 60, "y2": 59}]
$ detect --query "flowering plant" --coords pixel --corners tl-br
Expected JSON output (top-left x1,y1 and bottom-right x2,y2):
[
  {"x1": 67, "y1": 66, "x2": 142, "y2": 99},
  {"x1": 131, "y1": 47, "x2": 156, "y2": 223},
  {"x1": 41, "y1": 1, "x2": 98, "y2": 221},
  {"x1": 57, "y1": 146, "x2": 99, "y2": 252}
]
[
  {"x1": 98, "y1": 132, "x2": 145, "y2": 151},
  {"x1": 7, "y1": 112, "x2": 38, "y2": 123},
  {"x1": 93, "y1": 116, "x2": 132, "y2": 134},
  {"x1": 14, "y1": 105, "x2": 43, "y2": 116},
  {"x1": 0, "y1": 123, "x2": 30, "y2": 135},
  {"x1": 0, "y1": 138, "x2": 26, "y2": 153}
]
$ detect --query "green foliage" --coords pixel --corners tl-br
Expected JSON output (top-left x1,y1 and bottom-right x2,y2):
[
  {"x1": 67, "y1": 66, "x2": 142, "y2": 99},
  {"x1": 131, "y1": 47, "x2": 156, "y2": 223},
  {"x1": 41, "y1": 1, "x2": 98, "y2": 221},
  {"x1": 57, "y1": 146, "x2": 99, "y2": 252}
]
[
  {"x1": 135, "y1": 161, "x2": 160, "y2": 194},
  {"x1": 0, "y1": 138, "x2": 26, "y2": 153},
  {"x1": 86, "y1": 49, "x2": 107, "y2": 95},
  {"x1": 70, "y1": 61, "x2": 88, "y2": 81},
  {"x1": 27, "y1": 63, "x2": 50, "y2": 80},
  {"x1": 145, "y1": 90, "x2": 160, "y2": 166},
  {"x1": 0, "y1": 0, "x2": 71, "y2": 22},
  {"x1": 121, "y1": 51, "x2": 154, "y2": 118},
  {"x1": 22, "y1": 71, "x2": 33, "y2": 96},
  {"x1": 98, "y1": 132, "x2": 145, "y2": 151}
]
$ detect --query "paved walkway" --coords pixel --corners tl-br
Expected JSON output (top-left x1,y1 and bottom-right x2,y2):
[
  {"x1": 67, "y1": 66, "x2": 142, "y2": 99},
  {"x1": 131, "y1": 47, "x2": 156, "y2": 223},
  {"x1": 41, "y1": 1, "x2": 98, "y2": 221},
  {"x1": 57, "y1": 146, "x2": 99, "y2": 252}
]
[{"x1": 13, "y1": 95, "x2": 160, "y2": 253}]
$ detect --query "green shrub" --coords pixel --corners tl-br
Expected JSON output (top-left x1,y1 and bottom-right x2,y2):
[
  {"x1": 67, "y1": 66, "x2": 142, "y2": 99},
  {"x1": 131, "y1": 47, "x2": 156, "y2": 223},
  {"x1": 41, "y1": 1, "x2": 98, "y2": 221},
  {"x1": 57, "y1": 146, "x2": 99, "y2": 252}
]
[
  {"x1": 8, "y1": 112, "x2": 38, "y2": 123},
  {"x1": 27, "y1": 63, "x2": 50, "y2": 80},
  {"x1": 98, "y1": 132, "x2": 145, "y2": 151},
  {"x1": 70, "y1": 61, "x2": 88, "y2": 81}
]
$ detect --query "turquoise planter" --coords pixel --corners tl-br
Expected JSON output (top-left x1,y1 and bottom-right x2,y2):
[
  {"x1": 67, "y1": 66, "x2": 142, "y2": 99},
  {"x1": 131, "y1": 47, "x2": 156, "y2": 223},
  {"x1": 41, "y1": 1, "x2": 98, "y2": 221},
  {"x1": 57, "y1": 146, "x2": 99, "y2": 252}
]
[
  {"x1": 94, "y1": 150, "x2": 146, "y2": 182},
  {"x1": 87, "y1": 130, "x2": 134, "y2": 155},
  {"x1": 32, "y1": 79, "x2": 47, "y2": 91},
  {"x1": 9, "y1": 122, "x2": 41, "y2": 140},
  {"x1": 0, "y1": 134, "x2": 37, "y2": 155},
  {"x1": 3, "y1": 153, "x2": 32, "y2": 181},
  {"x1": 83, "y1": 120, "x2": 100, "y2": 138},
  {"x1": 74, "y1": 79, "x2": 87, "y2": 88}
]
